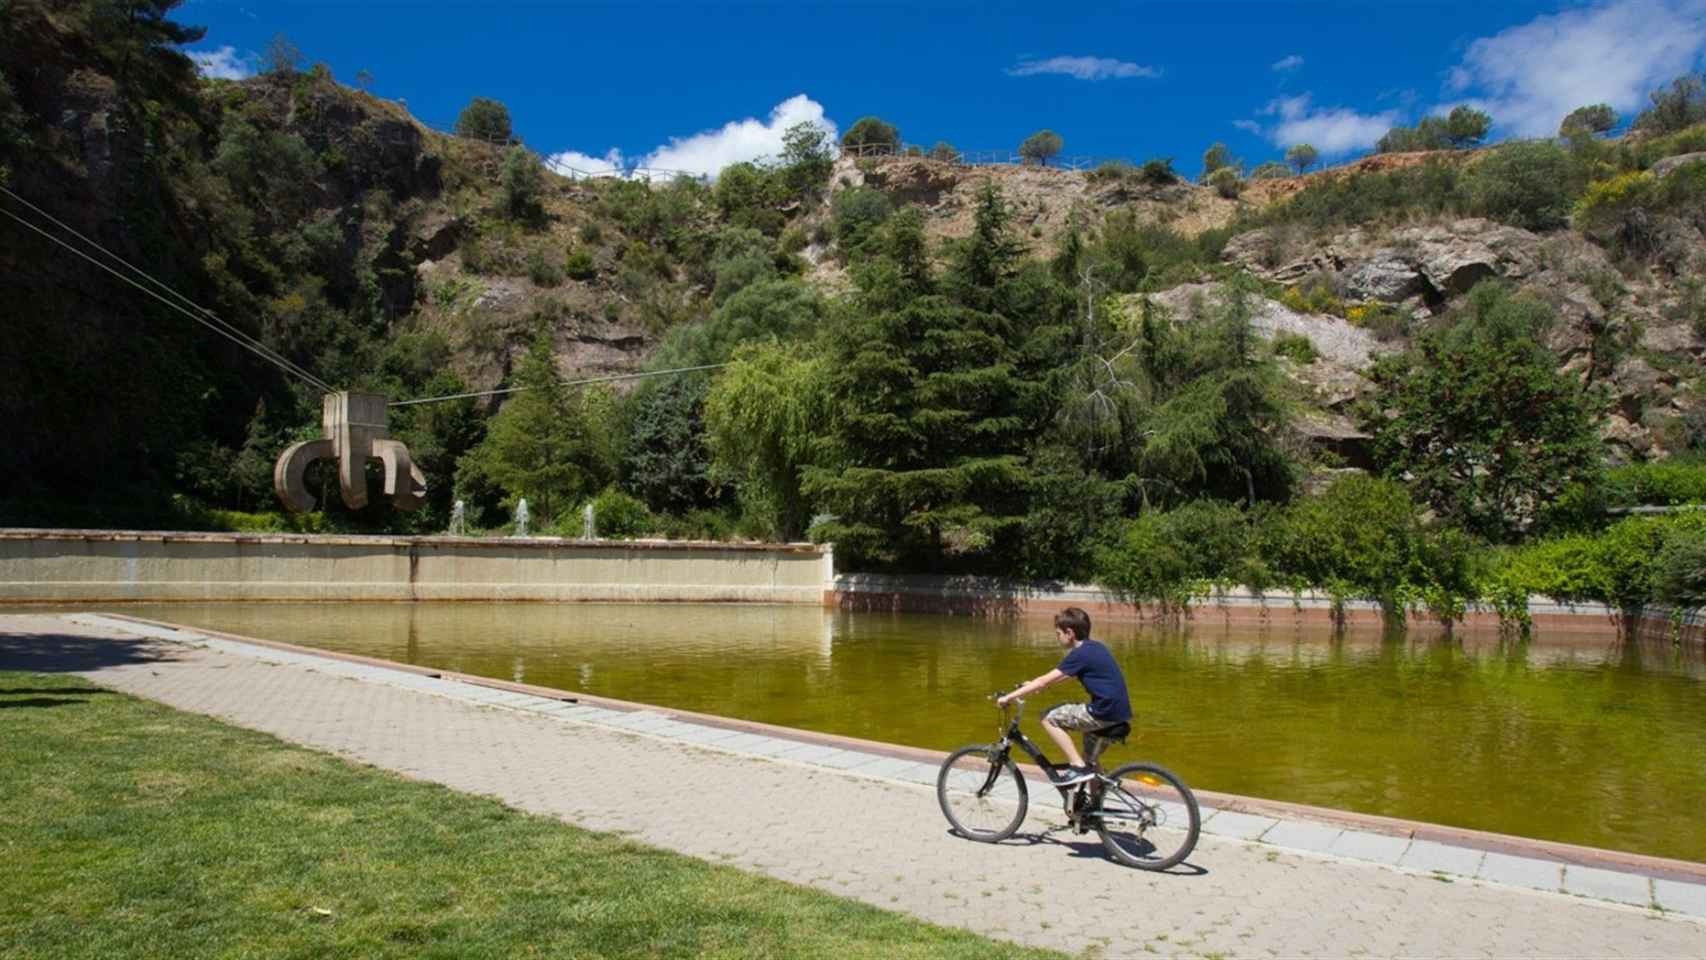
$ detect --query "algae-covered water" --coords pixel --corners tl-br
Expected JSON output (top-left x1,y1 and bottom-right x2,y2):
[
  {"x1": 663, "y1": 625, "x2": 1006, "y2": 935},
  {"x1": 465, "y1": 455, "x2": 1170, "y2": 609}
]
[{"x1": 74, "y1": 602, "x2": 1706, "y2": 863}]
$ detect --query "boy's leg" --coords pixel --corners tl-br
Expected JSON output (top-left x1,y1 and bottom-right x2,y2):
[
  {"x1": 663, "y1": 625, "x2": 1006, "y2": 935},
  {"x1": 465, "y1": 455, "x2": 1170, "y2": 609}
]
[{"x1": 1040, "y1": 704, "x2": 1092, "y2": 768}]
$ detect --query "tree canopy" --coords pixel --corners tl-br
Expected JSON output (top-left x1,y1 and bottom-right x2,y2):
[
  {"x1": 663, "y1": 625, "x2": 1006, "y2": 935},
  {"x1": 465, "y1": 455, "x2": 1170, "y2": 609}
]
[
  {"x1": 1019, "y1": 129, "x2": 1064, "y2": 166},
  {"x1": 456, "y1": 97, "x2": 513, "y2": 143}
]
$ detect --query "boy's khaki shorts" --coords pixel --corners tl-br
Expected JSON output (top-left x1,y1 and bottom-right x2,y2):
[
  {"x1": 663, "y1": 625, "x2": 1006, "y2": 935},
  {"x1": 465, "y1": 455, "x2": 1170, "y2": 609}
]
[{"x1": 1042, "y1": 702, "x2": 1110, "y2": 731}]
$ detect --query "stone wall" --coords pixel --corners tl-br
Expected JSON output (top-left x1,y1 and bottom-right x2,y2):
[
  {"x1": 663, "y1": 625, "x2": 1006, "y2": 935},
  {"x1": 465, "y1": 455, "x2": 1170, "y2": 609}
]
[
  {"x1": 0, "y1": 530, "x2": 833, "y2": 604},
  {"x1": 830, "y1": 573, "x2": 1700, "y2": 640}
]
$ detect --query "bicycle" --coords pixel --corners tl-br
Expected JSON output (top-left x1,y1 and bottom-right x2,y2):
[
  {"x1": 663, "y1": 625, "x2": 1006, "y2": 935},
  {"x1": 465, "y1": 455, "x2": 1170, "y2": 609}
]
[{"x1": 936, "y1": 694, "x2": 1200, "y2": 870}]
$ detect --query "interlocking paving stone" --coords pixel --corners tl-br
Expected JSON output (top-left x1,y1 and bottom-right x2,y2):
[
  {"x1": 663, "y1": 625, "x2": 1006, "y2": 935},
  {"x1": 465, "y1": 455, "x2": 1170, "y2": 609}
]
[
  {"x1": 20, "y1": 613, "x2": 1706, "y2": 960},
  {"x1": 816, "y1": 749, "x2": 880, "y2": 770},
  {"x1": 709, "y1": 732, "x2": 773, "y2": 753},
  {"x1": 1261, "y1": 819, "x2": 1344, "y2": 853},
  {"x1": 735, "y1": 736, "x2": 809, "y2": 758},
  {"x1": 1565, "y1": 865, "x2": 1653, "y2": 907},
  {"x1": 770, "y1": 743, "x2": 840, "y2": 764},
  {"x1": 1480, "y1": 852, "x2": 1563, "y2": 891},
  {"x1": 890, "y1": 762, "x2": 942, "y2": 786},
  {"x1": 1654, "y1": 878, "x2": 1706, "y2": 918},
  {"x1": 1398, "y1": 839, "x2": 1486, "y2": 877},
  {"x1": 1329, "y1": 830, "x2": 1411, "y2": 865},
  {"x1": 1202, "y1": 810, "x2": 1281, "y2": 840},
  {"x1": 852, "y1": 757, "x2": 918, "y2": 780}
]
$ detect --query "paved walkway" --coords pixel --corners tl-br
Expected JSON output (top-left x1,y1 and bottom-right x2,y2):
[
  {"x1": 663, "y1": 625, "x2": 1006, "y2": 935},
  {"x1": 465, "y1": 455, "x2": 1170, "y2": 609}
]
[{"x1": 5, "y1": 613, "x2": 1705, "y2": 958}]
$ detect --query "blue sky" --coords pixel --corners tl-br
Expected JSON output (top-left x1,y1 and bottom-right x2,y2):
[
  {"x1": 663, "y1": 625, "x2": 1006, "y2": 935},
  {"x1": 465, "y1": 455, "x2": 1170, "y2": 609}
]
[{"x1": 182, "y1": 1, "x2": 1706, "y2": 178}]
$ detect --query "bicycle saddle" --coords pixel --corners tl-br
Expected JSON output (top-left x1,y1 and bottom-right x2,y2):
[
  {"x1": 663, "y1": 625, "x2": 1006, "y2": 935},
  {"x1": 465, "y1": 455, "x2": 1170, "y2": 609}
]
[{"x1": 1094, "y1": 722, "x2": 1131, "y2": 741}]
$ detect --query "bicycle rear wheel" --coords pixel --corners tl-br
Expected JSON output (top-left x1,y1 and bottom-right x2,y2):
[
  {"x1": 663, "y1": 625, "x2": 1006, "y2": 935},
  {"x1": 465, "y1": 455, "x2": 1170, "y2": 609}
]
[
  {"x1": 937, "y1": 745, "x2": 1028, "y2": 842},
  {"x1": 1095, "y1": 762, "x2": 1200, "y2": 870}
]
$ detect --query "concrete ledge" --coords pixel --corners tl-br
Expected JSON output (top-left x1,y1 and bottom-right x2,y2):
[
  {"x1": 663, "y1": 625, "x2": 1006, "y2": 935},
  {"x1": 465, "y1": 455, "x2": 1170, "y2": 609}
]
[{"x1": 0, "y1": 529, "x2": 830, "y2": 604}]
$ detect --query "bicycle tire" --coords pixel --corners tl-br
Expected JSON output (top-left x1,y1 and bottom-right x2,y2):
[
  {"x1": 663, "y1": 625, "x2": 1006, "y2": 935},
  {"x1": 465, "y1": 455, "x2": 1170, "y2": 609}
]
[
  {"x1": 937, "y1": 745, "x2": 1028, "y2": 842},
  {"x1": 1095, "y1": 762, "x2": 1200, "y2": 870}
]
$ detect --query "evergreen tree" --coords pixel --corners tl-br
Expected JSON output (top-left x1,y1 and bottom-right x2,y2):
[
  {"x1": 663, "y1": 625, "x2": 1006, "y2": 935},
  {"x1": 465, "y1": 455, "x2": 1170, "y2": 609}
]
[{"x1": 455, "y1": 331, "x2": 616, "y2": 526}]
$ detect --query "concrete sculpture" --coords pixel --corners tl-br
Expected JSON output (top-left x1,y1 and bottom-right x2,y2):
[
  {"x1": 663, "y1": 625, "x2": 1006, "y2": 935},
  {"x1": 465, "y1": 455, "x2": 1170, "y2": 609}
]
[{"x1": 273, "y1": 391, "x2": 426, "y2": 513}]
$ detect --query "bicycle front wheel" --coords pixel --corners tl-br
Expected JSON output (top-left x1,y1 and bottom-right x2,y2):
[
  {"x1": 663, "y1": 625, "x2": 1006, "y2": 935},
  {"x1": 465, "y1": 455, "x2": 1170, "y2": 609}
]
[
  {"x1": 1095, "y1": 762, "x2": 1200, "y2": 870},
  {"x1": 937, "y1": 745, "x2": 1028, "y2": 842}
]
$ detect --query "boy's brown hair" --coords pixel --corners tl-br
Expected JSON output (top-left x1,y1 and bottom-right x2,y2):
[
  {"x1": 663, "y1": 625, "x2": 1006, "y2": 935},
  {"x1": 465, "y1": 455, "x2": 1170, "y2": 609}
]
[{"x1": 1054, "y1": 607, "x2": 1091, "y2": 642}]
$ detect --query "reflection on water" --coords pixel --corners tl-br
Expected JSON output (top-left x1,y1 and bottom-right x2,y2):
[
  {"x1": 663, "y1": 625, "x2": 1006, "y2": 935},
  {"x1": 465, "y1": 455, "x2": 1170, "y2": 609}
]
[{"x1": 65, "y1": 602, "x2": 1706, "y2": 863}]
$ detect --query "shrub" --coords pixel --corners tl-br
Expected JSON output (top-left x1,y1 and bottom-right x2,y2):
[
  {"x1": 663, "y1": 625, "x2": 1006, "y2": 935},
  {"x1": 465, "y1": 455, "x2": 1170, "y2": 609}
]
[
  {"x1": 1088, "y1": 160, "x2": 1137, "y2": 182},
  {"x1": 1250, "y1": 161, "x2": 1291, "y2": 180},
  {"x1": 1200, "y1": 142, "x2": 1234, "y2": 179},
  {"x1": 1653, "y1": 529, "x2": 1706, "y2": 613},
  {"x1": 831, "y1": 186, "x2": 894, "y2": 258},
  {"x1": 1019, "y1": 129, "x2": 1064, "y2": 166},
  {"x1": 1345, "y1": 302, "x2": 1413, "y2": 341},
  {"x1": 526, "y1": 249, "x2": 563, "y2": 287},
  {"x1": 590, "y1": 488, "x2": 654, "y2": 538},
  {"x1": 1259, "y1": 475, "x2": 1432, "y2": 616},
  {"x1": 1560, "y1": 103, "x2": 1618, "y2": 138},
  {"x1": 456, "y1": 96, "x2": 513, "y2": 143},
  {"x1": 564, "y1": 247, "x2": 596, "y2": 281},
  {"x1": 500, "y1": 146, "x2": 544, "y2": 220},
  {"x1": 928, "y1": 141, "x2": 960, "y2": 163},
  {"x1": 841, "y1": 116, "x2": 900, "y2": 153},
  {"x1": 1094, "y1": 501, "x2": 1254, "y2": 612},
  {"x1": 1285, "y1": 143, "x2": 1319, "y2": 174},
  {"x1": 1633, "y1": 73, "x2": 1706, "y2": 136},
  {"x1": 1272, "y1": 332, "x2": 1318, "y2": 363},
  {"x1": 1260, "y1": 159, "x2": 1464, "y2": 230},
  {"x1": 577, "y1": 221, "x2": 603, "y2": 245},
  {"x1": 1208, "y1": 167, "x2": 1241, "y2": 199},
  {"x1": 1376, "y1": 106, "x2": 1491, "y2": 153},
  {"x1": 1137, "y1": 157, "x2": 1177, "y2": 185},
  {"x1": 1465, "y1": 140, "x2": 1575, "y2": 231}
]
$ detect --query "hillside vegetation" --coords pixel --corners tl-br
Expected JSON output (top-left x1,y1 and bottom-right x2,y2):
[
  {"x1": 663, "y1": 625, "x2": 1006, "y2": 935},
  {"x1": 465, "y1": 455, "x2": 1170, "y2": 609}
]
[{"x1": 2, "y1": 1, "x2": 1704, "y2": 627}]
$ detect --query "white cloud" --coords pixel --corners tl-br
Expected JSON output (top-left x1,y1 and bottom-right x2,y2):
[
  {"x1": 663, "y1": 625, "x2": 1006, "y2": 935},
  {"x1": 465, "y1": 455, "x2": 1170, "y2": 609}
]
[
  {"x1": 1259, "y1": 94, "x2": 1401, "y2": 155},
  {"x1": 1006, "y1": 55, "x2": 1161, "y2": 81},
  {"x1": 544, "y1": 148, "x2": 626, "y2": 179},
  {"x1": 1232, "y1": 119, "x2": 1262, "y2": 134},
  {"x1": 187, "y1": 45, "x2": 253, "y2": 81},
  {"x1": 1271, "y1": 55, "x2": 1304, "y2": 72},
  {"x1": 543, "y1": 95, "x2": 837, "y2": 181},
  {"x1": 1447, "y1": 0, "x2": 1706, "y2": 137},
  {"x1": 641, "y1": 94, "x2": 837, "y2": 178}
]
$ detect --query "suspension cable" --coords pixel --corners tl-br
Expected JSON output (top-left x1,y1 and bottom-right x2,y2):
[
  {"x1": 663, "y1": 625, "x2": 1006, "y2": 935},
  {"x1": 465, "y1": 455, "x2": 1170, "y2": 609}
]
[
  {"x1": 0, "y1": 186, "x2": 335, "y2": 393},
  {"x1": 389, "y1": 363, "x2": 731, "y2": 407}
]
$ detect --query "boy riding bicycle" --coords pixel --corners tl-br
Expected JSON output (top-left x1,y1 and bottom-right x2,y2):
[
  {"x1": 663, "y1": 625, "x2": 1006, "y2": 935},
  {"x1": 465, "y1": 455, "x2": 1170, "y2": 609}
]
[{"x1": 996, "y1": 607, "x2": 1131, "y2": 786}]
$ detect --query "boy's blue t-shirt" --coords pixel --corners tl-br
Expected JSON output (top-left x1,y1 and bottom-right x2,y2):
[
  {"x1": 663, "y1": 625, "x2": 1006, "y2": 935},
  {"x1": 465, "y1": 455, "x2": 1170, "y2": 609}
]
[{"x1": 1057, "y1": 639, "x2": 1132, "y2": 723}]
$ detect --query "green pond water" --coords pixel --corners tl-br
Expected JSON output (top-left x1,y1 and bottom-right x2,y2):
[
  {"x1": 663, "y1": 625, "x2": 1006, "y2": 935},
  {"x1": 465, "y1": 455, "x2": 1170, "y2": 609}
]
[{"x1": 68, "y1": 602, "x2": 1706, "y2": 863}]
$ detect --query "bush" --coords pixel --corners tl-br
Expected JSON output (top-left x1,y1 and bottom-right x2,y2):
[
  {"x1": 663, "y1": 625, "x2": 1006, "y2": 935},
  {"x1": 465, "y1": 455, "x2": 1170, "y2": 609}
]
[
  {"x1": 927, "y1": 141, "x2": 960, "y2": 163},
  {"x1": 841, "y1": 116, "x2": 900, "y2": 153},
  {"x1": 1019, "y1": 129, "x2": 1063, "y2": 166},
  {"x1": 1345, "y1": 302, "x2": 1413, "y2": 341},
  {"x1": 1200, "y1": 142, "x2": 1234, "y2": 179},
  {"x1": 1560, "y1": 103, "x2": 1618, "y2": 138},
  {"x1": 1376, "y1": 106, "x2": 1491, "y2": 153},
  {"x1": 1087, "y1": 160, "x2": 1137, "y2": 183},
  {"x1": 577, "y1": 221, "x2": 603, "y2": 245},
  {"x1": 1465, "y1": 140, "x2": 1575, "y2": 231},
  {"x1": 1497, "y1": 512, "x2": 1706, "y2": 616},
  {"x1": 1208, "y1": 167, "x2": 1241, "y2": 199},
  {"x1": 1261, "y1": 159, "x2": 1464, "y2": 230},
  {"x1": 501, "y1": 146, "x2": 544, "y2": 220},
  {"x1": 1260, "y1": 475, "x2": 1435, "y2": 616},
  {"x1": 1272, "y1": 332, "x2": 1318, "y2": 363},
  {"x1": 590, "y1": 488, "x2": 654, "y2": 538},
  {"x1": 831, "y1": 186, "x2": 893, "y2": 258},
  {"x1": 526, "y1": 249, "x2": 563, "y2": 287},
  {"x1": 456, "y1": 97, "x2": 513, "y2": 143},
  {"x1": 1094, "y1": 501, "x2": 1254, "y2": 612},
  {"x1": 1653, "y1": 529, "x2": 1706, "y2": 613},
  {"x1": 1285, "y1": 144, "x2": 1319, "y2": 174},
  {"x1": 564, "y1": 247, "x2": 596, "y2": 281},
  {"x1": 1137, "y1": 157, "x2": 1177, "y2": 186},
  {"x1": 1633, "y1": 73, "x2": 1706, "y2": 136},
  {"x1": 1250, "y1": 161, "x2": 1291, "y2": 180}
]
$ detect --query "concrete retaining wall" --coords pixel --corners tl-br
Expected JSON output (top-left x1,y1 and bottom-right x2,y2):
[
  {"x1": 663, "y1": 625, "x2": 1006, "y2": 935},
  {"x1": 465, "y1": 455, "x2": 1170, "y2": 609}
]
[
  {"x1": 0, "y1": 530, "x2": 833, "y2": 604},
  {"x1": 831, "y1": 573, "x2": 1704, "y2": 641}
]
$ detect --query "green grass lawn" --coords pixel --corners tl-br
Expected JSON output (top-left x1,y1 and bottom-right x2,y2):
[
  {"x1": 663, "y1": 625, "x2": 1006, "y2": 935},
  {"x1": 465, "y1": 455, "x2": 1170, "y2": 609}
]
[{"x1": 0, "y1": 672, "x2": 1062, "y2": 959}]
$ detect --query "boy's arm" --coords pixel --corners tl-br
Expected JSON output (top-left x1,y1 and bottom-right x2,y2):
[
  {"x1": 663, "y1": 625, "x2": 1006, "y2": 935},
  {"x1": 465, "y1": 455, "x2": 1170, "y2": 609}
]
[{"x1": 997, "y1": 669, "x2": 1066, "y2": 706}]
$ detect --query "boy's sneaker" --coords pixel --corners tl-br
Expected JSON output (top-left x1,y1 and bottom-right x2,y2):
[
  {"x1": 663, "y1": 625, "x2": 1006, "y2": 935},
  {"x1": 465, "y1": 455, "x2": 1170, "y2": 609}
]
[{"x1": 1049, "y1": 765, "x2": 1094, "y2": 786}]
